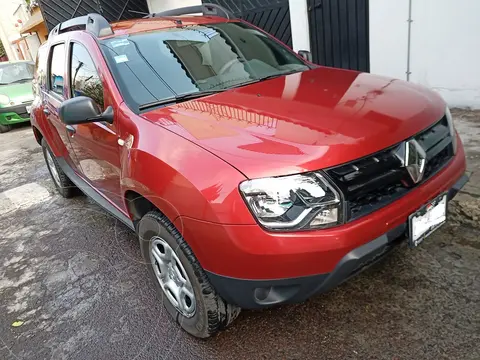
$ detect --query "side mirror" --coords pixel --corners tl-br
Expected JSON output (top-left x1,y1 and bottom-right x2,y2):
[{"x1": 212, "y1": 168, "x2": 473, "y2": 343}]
[
  {"x1": 298, "y1": 50, "x2": 313, "y2": 62},
  {"x1": 59, "y1": 96, "x2": 114, "y2": 125}
]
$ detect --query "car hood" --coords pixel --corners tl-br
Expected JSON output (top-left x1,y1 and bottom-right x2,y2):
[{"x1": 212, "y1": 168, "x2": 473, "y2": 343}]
[
  {"x1": 0, "y1": 81, "x2": 33, "y2": 106},
  {"x1": 141, "y1": 67, "x2": 446, "y2": 179}
]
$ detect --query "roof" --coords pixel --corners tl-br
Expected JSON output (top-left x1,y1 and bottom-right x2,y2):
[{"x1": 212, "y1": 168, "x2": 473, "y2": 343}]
[
  {"x1": 20, "y1": 10, "x2": 45, "y2": 34},
  {"x1": 104, "y1": 16, "x2": 235, "y2": 39}
]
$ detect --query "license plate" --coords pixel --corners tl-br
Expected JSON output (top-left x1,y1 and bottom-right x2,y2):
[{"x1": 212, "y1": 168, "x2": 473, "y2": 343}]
[
  {"x1": 26, "y1": 105, "x2": 32, "y2": 114},
  {"x1": 408, "y1": 193, "x2": 447, "y2": 247}
]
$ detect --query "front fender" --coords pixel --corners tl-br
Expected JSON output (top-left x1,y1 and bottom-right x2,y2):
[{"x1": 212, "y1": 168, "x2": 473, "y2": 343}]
[{"x1": 120, "y1": 123, "x2": 255, "y2": 225}]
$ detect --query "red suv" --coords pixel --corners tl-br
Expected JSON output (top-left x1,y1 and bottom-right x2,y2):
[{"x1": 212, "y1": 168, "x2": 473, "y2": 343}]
[{"x1": 31, "y1": 5, "x2": 467, "y2": 338}]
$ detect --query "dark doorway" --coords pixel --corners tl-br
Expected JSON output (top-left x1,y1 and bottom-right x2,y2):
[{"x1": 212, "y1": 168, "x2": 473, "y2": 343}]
[
  {"x1": 204, "y1": 0, "x2": 292, "y2": 48},
  {"x1": 308, "y1": 0, "x2": 370, "y2": 71}
]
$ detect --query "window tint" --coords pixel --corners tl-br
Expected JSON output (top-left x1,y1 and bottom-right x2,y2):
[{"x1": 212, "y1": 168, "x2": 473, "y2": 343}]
[
  {"x1": 70, "y1": 43, "x2": 104, "y2": 109},
  {"x1": 100, "y1": 21, "x2": 310, "y2": 112},
  {"x1": 49, "y1": 44, "x2": 65, "y2": 97}
]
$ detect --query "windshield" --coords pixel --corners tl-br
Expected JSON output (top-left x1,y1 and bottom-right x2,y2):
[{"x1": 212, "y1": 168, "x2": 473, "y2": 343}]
[
  {"x1": 0, "y1": 62, "x2": 34, "y2": 85},
  {"x1": 100, "y1": 21, "x2": 310, "y2": 112}
]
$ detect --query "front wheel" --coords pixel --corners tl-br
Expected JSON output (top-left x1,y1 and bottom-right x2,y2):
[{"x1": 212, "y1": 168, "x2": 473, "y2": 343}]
[
  {"x1": 0, "y1": 123, "x2": 12, "y2": 133},
  {"x1": 138, "y1": 211, "x2": 240, "y2": 338}
]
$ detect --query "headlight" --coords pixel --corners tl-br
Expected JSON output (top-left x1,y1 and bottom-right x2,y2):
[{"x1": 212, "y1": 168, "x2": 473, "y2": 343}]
[
  {"x1": 445, "y1": 106, "x2": 457, "y2": 154},
  {"x1": 0, "y1": 94, "x2": 10, "y2": 105},
  {"x1": 239, "y1": 172, "x2": 342, "y2": 230}
]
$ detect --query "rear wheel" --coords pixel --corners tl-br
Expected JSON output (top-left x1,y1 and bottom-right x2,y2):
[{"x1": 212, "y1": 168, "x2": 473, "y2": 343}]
[
  {"x1": 41, "y1": 139, "x2": 77, "y2": 198},
  {"x1": 0, "y1": 123, "x2": 12, "y2": 133},
  {"x1": 138, "y1": 211, "x2": 240, "y2": 338}
]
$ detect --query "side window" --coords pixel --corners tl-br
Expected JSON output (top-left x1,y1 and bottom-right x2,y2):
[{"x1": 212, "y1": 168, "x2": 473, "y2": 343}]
[
  {"x1": 49, "y1": 44, "x2": 66, "y2": 97},
  {"x1": 70, "y1": 43, "x2": 104, "y2": 109},
  {"x1": 34, "y1": 47, "x2": 48, "y2": 96}
]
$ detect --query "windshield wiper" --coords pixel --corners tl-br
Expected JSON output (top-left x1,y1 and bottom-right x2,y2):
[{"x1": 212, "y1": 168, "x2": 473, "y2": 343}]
[
  {"x1": 139, "y1": 70, "x2": 303, "y2": 111},
  {"x1": 231, "y1": 70, "x2": 303, "y2": 89},
  {"x1": 260, "y1": 69, "x2": 303, "y2": 81},
  {"x1": 139, "y1": 89, "x2": 225, "y2": 111}
]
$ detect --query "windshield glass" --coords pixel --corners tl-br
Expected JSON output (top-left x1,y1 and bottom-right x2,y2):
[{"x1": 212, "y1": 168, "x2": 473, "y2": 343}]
[
  {"x1": 0, "y1": 62, "x2": 34, "y2": 85},
  {"x1": 100, "y1": 21, "x2": 310, "y2": 112}
]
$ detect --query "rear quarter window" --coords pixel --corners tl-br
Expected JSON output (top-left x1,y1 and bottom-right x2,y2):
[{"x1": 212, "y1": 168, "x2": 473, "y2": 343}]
[
  {"x1": 48, "y1": 44, "x2": 66, "y2": 97},
  {"x1": 34, "y1": 46, "x2": 48, "y2": 94}
]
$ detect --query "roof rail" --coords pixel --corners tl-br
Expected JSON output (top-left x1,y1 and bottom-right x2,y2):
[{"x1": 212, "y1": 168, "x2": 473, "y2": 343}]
[
  {"x1": 49, "y1": 13, "x2": 113, "y2": 39},
  {"x1": 148, "y1": 3, "x2": 233, "y2": 19}
]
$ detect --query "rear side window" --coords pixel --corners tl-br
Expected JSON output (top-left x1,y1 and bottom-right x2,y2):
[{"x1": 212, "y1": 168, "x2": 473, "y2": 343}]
[
  {"x1": 34, "y1": 46, "x2": 48, "y2": 95},
  {"x1": 49, "y1": 44, "x2": 66, "y2": 97},
  {"x1": 70, "y1": 43, "x2": 104, "y2": 109}
]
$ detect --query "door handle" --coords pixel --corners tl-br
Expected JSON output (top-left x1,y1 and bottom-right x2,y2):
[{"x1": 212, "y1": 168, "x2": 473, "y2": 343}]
[
  {"x1": 43, "y1": 108, "x2": 50, "y2": 115},
  {"x1": 66, "y1": 125, "x2": 76, "y2": 136}
]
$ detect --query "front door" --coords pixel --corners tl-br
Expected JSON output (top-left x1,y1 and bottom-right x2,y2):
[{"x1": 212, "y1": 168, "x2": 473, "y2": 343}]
[{"x1": 66, "y1": 41, "x2": 124, "y2": 211}]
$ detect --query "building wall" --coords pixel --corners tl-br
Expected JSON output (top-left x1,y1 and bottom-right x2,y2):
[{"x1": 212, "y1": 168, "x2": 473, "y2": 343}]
[
  {"x1": 147, "y1": 0, "x2": 201, "y2": 13},
  {"x1": 289, "y1": 0, "x2": 309, "y2": 52},
  {"x1": 0, "y1": 0, "x2": 26, "y2": 60},
  {"x1": 37, "y1": 26, "x2": 48, "y2": 43},
  {"x1": 25, "y1": 33, "x2": 41, "y2": 59},
  {"x1": 23, "y1": 7, "x2": 49, "y2": 44},
  {"x1": 17, "y1": 38, "x2": 31, "y2": 60},
  {"x1": 0, "y1": 23, "x2": 15, "y2": 60},
  {"x1": 370, "y1": 0, "x2": 480, "y2": 109},
  {"x1": 146, "y1": 0, "x2": 479, "y2": 109}
]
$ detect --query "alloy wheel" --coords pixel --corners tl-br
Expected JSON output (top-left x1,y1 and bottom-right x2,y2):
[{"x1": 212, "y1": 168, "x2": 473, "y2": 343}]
[{"x1": 149, "y1": 236, "x2": 196, "y2": 318}]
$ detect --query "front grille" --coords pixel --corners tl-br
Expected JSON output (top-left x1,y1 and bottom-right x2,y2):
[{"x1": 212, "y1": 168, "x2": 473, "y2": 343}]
[{"x1": 326, "y1": 116, "x2": 454, "y2": 221}]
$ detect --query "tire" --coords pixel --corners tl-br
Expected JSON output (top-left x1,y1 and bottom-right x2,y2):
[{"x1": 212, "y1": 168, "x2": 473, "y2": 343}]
[
  {"x1": 41, "y1": 139, "x2": 77, "y2": 198},
  {"x1": 0, "y1": 123, "x2": 11, "y2": 133},
  {"x1": 138, "y1": 211, "x2": 240, "y2": 338}
]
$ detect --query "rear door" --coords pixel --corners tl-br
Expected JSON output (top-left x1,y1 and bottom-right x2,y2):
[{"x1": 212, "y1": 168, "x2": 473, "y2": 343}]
[{"x1": 44, "y1": 40, "x2": 78, "y2": 167}]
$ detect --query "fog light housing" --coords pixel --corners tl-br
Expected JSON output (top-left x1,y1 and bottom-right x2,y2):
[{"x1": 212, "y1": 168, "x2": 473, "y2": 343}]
[{"x1": 310, "y1": 207, "x2": 339, "y2": 227}]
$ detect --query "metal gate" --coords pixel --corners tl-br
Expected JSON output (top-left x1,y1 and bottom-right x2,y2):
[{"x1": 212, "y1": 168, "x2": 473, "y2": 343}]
[
  {"x1": 38, "y1": 0, "x2": 149, "y2": 31},
  {"x1": 308, "y1": 0, "x2": 370, "y2": 71},
  {"x1": 204, "y1": 0, "x2": 292, "y2": 48}
]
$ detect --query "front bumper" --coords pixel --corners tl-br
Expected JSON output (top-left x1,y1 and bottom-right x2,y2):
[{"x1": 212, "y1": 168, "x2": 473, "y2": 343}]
[
  {"x1": 0, "y1": 103, "x2": 31, "y2": 125},
  {"x1": 207, "y1": 174, "x2": 468, "y2": 309}
]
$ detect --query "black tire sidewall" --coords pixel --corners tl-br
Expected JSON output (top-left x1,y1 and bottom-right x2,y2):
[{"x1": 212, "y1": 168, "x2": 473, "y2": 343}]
[
  {"x1": 41, "y1": 139, "x2": 76, "y2": 198},
  {"x1": 0, "y1": 123, "x2": 11, "y2": 133},
  {"x1": 138, "y1": 214, "x2": 212, "y2": 338}
]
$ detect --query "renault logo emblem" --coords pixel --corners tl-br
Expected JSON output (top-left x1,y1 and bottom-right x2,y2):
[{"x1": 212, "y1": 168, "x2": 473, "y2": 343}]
[{"x1": 396, "y1": 139, "x2": 427, "y2": 184}]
